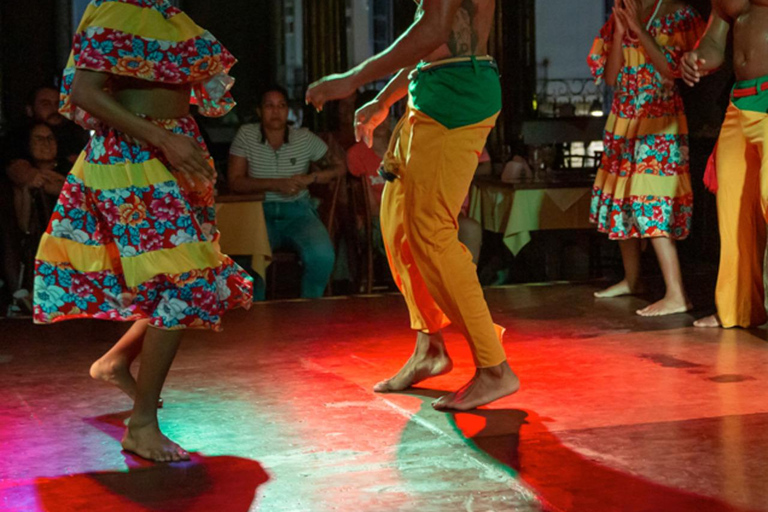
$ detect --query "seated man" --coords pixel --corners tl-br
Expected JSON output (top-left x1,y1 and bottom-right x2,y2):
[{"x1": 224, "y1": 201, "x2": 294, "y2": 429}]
[{"x1": 228, "y1": 85, "x2": 344, "y2": 299}]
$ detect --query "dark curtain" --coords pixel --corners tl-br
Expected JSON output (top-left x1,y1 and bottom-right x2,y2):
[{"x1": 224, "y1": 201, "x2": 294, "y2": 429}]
[
  {"x1": 0, "y1": 0, "x2": 60, "y2": 124},
  {"x1": 303, "y1": 0, "x2": 348, "y2": 132}
]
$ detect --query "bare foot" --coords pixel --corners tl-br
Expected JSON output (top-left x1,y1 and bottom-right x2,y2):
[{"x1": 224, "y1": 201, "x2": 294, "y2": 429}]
[
  {"x1": 374, "y1": 332, "x2": 453, "y2": 393},
  {"x1": 594, "y1": 279, "x2": 642, "y2": 298},
  {"x1": 121, "y1": 421, "x2": 189, "y2": 462},
  {"x1": 90, "y1": 357, "x2": 163, "y2": 408},
  {"x1": 636, "y1": 296, "x2": 692, "y2": 317},
  {"x1": 432, "y1": 362, "x2": 520, "y2": 411},
  {"x1": 694, "y1": 314, "x2": 721, "y2": 328}
]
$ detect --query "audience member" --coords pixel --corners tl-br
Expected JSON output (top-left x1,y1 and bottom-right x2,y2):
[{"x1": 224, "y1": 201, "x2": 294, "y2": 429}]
[
  {"x1": 228, "y1": 85, "x2": 344, "y2": 299},
  {"x1": 23, "y1": 85, "x2": 88, "y2": 163},
  {"x1": 7, "y1": 122, "x2": 68, "y2": 234}
]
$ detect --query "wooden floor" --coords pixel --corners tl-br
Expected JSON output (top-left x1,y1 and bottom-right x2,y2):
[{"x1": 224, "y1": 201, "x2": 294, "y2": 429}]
[{"x1": 2, "y1": 282, "x2": 768, "y2": 511}]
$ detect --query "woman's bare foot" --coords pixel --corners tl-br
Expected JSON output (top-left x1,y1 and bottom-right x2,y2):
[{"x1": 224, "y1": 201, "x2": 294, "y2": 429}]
[
  {"x1": 374, "y1": 332, "x2": 453, "y2": 393},
  {"x1": 694, "y1": 314, "x2": 721, "y2": 328},
  {"x1": 637, "y1": 296, "x2": 692, "y2": 317},
  {"x1": 432, "y1": 361, "x2": 520, "y2": 411},
  {"x1": 121, "y1": 420, "x2": 189, "y2": 462},
  {"x1": 594, "y1": 279, "x2": 641, "y2": 298},
  {"x1": 90, "y1": 357, "x2": 163, "y2": 408}
]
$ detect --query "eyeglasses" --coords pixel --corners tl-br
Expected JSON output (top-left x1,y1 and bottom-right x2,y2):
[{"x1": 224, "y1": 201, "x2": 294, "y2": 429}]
[{"x1": 32, "y1": 135, "x2": 57, "y2": 144}]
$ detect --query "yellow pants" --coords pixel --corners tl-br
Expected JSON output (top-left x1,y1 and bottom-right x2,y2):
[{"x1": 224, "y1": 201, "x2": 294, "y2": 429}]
[
  {"x1": 714, "y1": 103, "x2": 768, "y2": 328},
  {"x1": 380, "y1": 105, "x2": 507, "y2": 368}
]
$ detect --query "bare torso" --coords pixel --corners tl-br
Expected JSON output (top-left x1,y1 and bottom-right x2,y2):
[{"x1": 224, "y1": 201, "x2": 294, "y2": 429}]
[
  {"x1": 716, "y1": 0, "x2": 768, "y2": 79},
  {"x1": 110, "y1": 76, "x2": 191, "y2": 119},
  {"x1": 420, "y1": 0, "x2": 496, "y2": 62}
]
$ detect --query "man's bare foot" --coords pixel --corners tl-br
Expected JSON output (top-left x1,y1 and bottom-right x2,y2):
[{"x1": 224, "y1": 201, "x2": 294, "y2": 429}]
[
  {"x1": 694, "y1": 314, "x2": 721, "y2": 328},
  {"x1": 121, "y1": 421, "x2": 189, "y2": 462},
  {"x1": 594, "y1": 279, "x2": 641, "y2": 298},
  {"x1": 637, "y1": 296, "x2": 692, "y2": 317},
  {"x1": 432, "y1": 361, "x2": 520, "y2": 411},
  {"x1": 374, "y1": 331, "x2": 453, "y2": 393},
  {"x1": 90, "y1": 357, "x2": 163, "y2": 408}
]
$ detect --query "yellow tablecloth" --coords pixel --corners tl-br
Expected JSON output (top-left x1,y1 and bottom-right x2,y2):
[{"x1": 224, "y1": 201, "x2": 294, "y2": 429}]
[
  {"x1": 469, "y1": 182, "x2": 593, "y2": 255},
  {"x1": 215, "y1": 201, "x2": 272, "y2": 279}
]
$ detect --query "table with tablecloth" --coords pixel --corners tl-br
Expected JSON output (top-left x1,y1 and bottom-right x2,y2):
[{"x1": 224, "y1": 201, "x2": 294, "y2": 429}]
[
  {"x1": 215, "y1": 195, "x2": 272, "y2": 280},
  {"x1": 468, "y1": 178, "x2": 594, "y2": 256}
]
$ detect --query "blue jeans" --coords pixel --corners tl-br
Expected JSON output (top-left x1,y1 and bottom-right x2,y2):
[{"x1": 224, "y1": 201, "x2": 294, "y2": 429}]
[{"x1": 258, "y1": 199, "x2": 335, "y2": 299}]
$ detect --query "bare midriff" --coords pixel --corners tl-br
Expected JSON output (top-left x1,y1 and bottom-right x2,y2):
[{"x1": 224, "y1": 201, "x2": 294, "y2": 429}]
[
  {"x1": 721, "y1": 0, "x2": 768, "y2": 80},
  {"x1": 111, "y1": 76, "x2": 192, "y2": 119}
]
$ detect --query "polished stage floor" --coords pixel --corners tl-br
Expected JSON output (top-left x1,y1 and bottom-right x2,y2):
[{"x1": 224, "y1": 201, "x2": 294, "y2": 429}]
[{"x1": 2, "y1": 283, "x2": 768, "y2": 512}]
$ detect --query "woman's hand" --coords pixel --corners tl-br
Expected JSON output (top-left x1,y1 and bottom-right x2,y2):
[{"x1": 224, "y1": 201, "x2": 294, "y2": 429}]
[
  {"x1": 275, "y1": 176, "x2": 310, "y2": 196},
  {"x1": 305, "y1": 73, "x2": 358, "y2": 112},
  {"x1": 355, "y1": 99, "x2": 390, "y2": 148},
  {"x1": 613, "y1": 5, "x2": 628, "y2": 39},
  {"x1": 158, "y1": 132, "x2": 215, "y2": 183},
  {"x1": 617, "y1": 0, "x2": 645, "y2": 37}
]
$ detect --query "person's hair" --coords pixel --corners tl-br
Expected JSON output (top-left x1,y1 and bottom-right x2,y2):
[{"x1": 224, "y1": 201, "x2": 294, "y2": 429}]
[
  {"x1": 27, "y1": 85, "x2": 58, "y2": 107},
  {"x1": 260, "y1": 85, "x2": 290, "y2": 106},
  {"x1": 355, "y1": 90, "x2": 379, "y2": 110}
]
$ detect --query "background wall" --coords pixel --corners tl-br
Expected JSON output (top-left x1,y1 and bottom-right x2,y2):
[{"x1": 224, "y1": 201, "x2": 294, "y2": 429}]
[{"x1": 536, "y1": 0, "x2": 604, "y2": 80}]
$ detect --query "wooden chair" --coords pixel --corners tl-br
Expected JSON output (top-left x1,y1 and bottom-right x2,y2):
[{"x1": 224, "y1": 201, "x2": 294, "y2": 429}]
[{"x1": 346, "y1": 174, "x2": 375, "y2": 294}]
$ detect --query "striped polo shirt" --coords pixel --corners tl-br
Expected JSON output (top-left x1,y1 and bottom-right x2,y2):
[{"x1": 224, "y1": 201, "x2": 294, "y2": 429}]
[{"x1": 230, "y1": 123, "x2": 329, "y2": 202}]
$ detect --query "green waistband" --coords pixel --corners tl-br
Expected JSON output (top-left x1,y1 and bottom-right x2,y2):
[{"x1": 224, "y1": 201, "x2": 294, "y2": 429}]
[
  {"x1": 409, "y1": 58, "x2": 501, "y2": 129},
  {"x1": 731, "y1": 74, "x2": 768, "y2": 113},
  {"x1": 733, "y1": 74, "x2": 768, "y2": 91}
]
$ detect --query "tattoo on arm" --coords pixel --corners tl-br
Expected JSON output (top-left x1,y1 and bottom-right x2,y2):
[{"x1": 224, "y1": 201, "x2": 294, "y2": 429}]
[{"x1": 448, "y1": 0, "x2": 478, "y2": 56}]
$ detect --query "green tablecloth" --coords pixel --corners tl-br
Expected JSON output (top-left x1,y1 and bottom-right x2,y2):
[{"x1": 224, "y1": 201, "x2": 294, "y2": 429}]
[{"x1": 469, "y1": 182, "x2": 593, "y2": 255}]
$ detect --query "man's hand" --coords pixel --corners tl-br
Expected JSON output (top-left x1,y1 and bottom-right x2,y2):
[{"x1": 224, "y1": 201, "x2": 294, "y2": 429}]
[
  {"x1": 681, "y1": 51, "x2": 705, "y2": 86},
  {"x1": 355, "y1": 99, "x2": 390, "y2": 148},
  {"x1": 305, "y1": 73, "x2": 358, "y2": 112}
]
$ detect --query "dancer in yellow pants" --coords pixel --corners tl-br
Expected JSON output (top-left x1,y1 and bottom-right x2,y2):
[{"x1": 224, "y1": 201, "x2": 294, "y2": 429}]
[
  {"x1": 708, "y1": 83, "x2": 768, "y2": 328},
  {"x1": 307, "y1": 0, "x2": 519, "y2": 411},
  {"x1": 682, "y1": 4, "x2": 768, "y2": 329}
]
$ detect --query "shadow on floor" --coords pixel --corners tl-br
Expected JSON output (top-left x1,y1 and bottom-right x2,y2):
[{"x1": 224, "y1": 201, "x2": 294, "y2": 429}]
[
  {"x1": 29, "y1": 412, "x2": 270, "y2": 512},
  {"x1": 399, "y1": 391, "x2": 760, "y2": 512}
]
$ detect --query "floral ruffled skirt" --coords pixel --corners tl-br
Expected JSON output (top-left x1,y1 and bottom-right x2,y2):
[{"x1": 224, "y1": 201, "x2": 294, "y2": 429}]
[{"x1": 34, "y1": 115, "x2": 252, "y2": 330}]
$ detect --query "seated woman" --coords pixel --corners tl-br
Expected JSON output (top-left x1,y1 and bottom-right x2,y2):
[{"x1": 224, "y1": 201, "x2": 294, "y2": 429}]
[{"x1": 7, "y1": 122, "x2": 69, "y2": 235}]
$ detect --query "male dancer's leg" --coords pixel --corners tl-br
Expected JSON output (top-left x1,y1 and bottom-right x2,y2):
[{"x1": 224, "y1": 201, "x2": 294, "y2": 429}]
[
  {"x1": 397, "y1": 109, "x2": 518, "y2": 410},
  {"x1": 376, "y1": 134, "x2": 454, "y2": 393},
  {"x1": 710, "y1": 106, "x2": 768, "y2": 328}
]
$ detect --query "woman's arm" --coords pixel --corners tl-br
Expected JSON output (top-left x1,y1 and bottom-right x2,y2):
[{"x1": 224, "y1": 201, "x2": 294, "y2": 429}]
[
  {"x1": 605, "y1": 12, "x2": 628, "y2": 87},
  {"x1": 71, "y1": 70, "x2": 214, "y2": 181},
  {"x1": 227, "y1": 154, "x2": 304, "y2": 195},
  {"x1": 619, "y1": 0, "x2": 676, "y2": 80}
]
